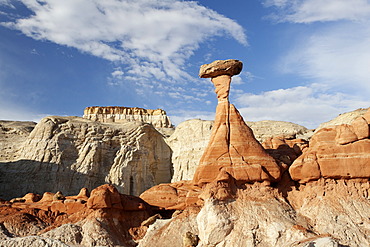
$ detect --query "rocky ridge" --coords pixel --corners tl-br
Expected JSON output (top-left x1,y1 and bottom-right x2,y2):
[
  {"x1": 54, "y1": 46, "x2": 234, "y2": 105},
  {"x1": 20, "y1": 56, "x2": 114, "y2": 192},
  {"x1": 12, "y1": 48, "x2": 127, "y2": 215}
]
[{"x1": 83, "y1": 106, "x2": 173, "y2": 129}]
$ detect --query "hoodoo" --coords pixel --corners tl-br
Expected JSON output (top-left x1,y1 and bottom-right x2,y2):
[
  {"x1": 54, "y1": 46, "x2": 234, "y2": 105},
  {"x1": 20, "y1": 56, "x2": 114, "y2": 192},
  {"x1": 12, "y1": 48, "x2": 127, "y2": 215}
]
[{"x1": 193, "y1": 59, "x2": 281, "y2": 186}]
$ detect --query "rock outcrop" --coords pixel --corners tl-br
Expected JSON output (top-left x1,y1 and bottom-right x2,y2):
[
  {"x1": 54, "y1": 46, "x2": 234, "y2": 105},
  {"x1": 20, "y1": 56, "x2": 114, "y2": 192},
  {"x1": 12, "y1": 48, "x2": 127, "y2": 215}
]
[
  {"x1": 0, "y1": 116, "x2": 172, "y2": 199},
  {"x1": 193, "y1": 59, "x2": 281, "y2": 186},
  {"x1": 247, "y1": 120, "x2": 313, "y2": 143},
  {"x1": 166, "y1": 119, "x2": 213, "y2": 182},
  {"x1": 289, "y1": 108, "x2": 370, "y2": 183},
  {"x1": 0, "y1": 120, "x2": 36, "y2": 162},
  {"x1": 83, "y1": 106, "x2": 173, "y2": 128},
  {"x1": 139, "y1": 180, "x2": 370, "y2": 247},
  {"x1": 0, "y1": 184, "x2": 154, "y2": 246},
  {"x1": 168, "y1": 119, "x2": 311, "y2": 182},
  {"x1": 316, "y1": 107, "x2": 369, "y2": 131}
]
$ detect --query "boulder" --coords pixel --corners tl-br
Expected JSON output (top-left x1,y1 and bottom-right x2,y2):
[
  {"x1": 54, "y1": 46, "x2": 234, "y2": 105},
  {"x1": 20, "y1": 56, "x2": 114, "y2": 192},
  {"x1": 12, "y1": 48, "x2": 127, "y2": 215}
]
[
  {"x1": 199, "y1": 59, "x2": 243, "y2": 78},
  {"x1": 140, "y1": 181, "x2": 202, "y2": 210},
  {"x1": 289, "y1": 108, "x2": 370, "y2": 183}
]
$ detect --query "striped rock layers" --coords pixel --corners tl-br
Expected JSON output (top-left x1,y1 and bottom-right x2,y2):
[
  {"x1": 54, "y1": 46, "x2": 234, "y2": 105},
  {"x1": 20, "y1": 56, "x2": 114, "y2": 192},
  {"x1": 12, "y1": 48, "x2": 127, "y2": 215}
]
[
  {"x1": 193, "y1": 60, "x2": 281, "y2": 186},
  {"x1": 290, "y1": 108, "x2": 370, "y2": 183}
]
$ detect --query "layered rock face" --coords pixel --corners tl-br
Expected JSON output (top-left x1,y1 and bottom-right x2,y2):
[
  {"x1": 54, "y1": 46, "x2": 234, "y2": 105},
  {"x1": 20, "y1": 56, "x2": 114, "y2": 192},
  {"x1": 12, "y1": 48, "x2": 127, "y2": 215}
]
[
  {"x1": 168, "y1": 119, "x2": 310, "y2": 182},
  {"x1": 290, "y1": 108, "x2": 370, "y2": 183},
  {"x1": 83, "y1": 106, "x2": 173, "y2": 128},
  {"x1": 0, "y1": 116, "x2": 172, "y2": 199},
  {"x1": 193, "y1": 59, "x2": 281, "y2": 185}
]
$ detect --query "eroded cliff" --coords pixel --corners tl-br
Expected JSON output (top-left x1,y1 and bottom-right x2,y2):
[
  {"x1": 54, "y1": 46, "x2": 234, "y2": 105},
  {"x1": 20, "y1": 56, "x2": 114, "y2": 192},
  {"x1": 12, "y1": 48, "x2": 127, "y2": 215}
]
[{"x1": 0, "y1": 116, "x2": 172, "y2": 199}]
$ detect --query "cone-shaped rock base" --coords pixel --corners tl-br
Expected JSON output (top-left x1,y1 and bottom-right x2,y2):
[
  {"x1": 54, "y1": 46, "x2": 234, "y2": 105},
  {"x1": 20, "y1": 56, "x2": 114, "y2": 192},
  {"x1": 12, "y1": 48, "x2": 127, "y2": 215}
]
[{"x1": 193, "y1": 102, "x2": 281, "y2": 186}]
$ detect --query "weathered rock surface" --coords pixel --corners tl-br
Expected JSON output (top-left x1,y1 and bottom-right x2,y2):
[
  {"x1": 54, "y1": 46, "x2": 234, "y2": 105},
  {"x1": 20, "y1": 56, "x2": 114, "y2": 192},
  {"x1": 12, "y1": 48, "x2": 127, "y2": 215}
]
[
  {"x1": 0, "y1": 120, "x2": 36, "y2": 162},
  {"x1": 316, "y1": 107, "x2": 369, "y2": 131},
  {"x1": 0, "y1": 116, "x2": 172, "y2": 199},
  {"x1": 166, "y1": 119, "x2": 213, "y2": 182},
  {"x1": 290, "y1": 108, "x2": 370, "y2": 183},
  {"x1": 139, "y1": 180, "x2": 370, "y2": 247},
  {"x1": 140, "y1": 181, "x2": 202, "y2": 210},
  {"x1": 193, "y1": 102, "x2": 281, "y2": 185},
  {"x1": 193, "y1": 60, "x2": 281, "y2": 186},
  {"x1": 247, "y1": 120, "x2": 313, "y2": 143},
  {"x1": 0, "y1": 184, "x2": 153, "y2": 246},
  {"x1": 199, "y1": 59, "x2": 243, "y2": 78},
  {"x1": 168, "y1": 119, "x2": 311, "y2": 182},
  {"x1": 262, "y1": 137, "x2": 309, "y2": 166},
  {"x1": 83, "y1": 106, "x2": 173, "y2": 128}
]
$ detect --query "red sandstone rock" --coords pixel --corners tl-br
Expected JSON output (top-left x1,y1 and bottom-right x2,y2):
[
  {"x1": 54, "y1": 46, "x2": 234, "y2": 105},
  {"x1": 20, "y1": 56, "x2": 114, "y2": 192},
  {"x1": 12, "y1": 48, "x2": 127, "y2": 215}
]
[
  {"x1": 140, "y1": 181, "x2": 202, "y2": 210},
  {"x1": 263, "y1": 137, "x2": 308, "y2": 165},
  {"x1": 193, "y1": 60, "x2": 281, "y2": 187},
  {"x1": 199, "y1": 59, "x2": 243, "y2": 78},
  {"x1": 87, "y1": 184, "x2": 123, "y2": 209},
  {"x1": 1, "y1": 184, "x2": 153, "y2": 246},
  {"x1": 290, "y1": 109, "x2": 370, "y2": 183},
  {"x1": 193, "y1": 102, "x2": 281, "y2": 186}
]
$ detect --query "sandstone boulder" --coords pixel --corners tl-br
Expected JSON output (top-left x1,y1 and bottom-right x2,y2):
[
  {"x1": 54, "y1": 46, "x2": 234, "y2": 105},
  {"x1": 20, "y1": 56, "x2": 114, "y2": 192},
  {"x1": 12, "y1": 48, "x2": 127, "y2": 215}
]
[
  {"x1": 140, "y1": 181, "x2": 202, "y2": 210},
  {"x1": 0, "y1": 184, "x2": 153, "y2": 246},
  {"x1": 199, "y1": 59, "x2": 243, "y2": 78},
  {"x1": 139, "y1": 180, "x2": 370, "y2": 247},
  {"x1": 289, "y1": 108, "x2": 370, "y2": 183},
  {"x1": 169, "y1": 119, "x2": 311, "y2": 183}
]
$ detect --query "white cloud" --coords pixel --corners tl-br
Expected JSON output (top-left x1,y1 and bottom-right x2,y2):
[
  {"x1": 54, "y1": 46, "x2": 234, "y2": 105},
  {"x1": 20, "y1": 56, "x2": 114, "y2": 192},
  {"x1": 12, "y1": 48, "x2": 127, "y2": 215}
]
[
  {"x1": 260, "y1": 0, "x2": 370, "y2": 128},
  {"x1": 1, "y1": 0, "x2": 247, "y2": 85},
  {"x1": 111, "y1": 68, "x2": 123, "y2": 78},
  {"x1": 235, "y1": 84, "x2": 370, "y2": 129},
  {"x1": 280, "y1": 22, "x2": 370, "y2": 96},
  {"x1": 264, "y1": 0, "x2": 370, "y2": 23}
]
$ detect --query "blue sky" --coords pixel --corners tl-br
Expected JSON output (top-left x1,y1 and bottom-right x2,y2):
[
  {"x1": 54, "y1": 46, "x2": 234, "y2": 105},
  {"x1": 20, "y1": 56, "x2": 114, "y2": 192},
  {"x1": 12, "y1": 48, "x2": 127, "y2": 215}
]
[{"x1": 1, "y1": 0, "x2": 370, "y2": 128}]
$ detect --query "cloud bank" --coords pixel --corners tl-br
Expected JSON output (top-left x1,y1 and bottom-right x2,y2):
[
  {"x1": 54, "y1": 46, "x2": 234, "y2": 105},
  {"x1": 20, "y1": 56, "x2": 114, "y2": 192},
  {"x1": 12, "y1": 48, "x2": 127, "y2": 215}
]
[
  {"x1": 235, "y1": 84, "x2": 369, "y2": 128},
  {"x1": 1, "y1": 0, "x2": 247, "y2": 84}
]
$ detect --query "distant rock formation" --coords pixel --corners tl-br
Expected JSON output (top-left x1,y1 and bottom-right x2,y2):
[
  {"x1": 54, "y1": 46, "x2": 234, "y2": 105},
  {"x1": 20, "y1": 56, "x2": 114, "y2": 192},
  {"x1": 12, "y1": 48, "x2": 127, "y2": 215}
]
[
  {"x1": 290, "y1": 108, "x2": 370, "y2": 183},
  {"x1": 193, "y1": 59, "x2": 281, "y2": 186},
  {"x1": 316, "y1": 107, "x2": 369, "y2": 131},
  {"x1": 83, "y1": 106, "x2": 173, "y2": 128},
  {"x1": 166, "y1": 119, "x2": 213, "y2": 182},
  {"x1": 0, "y1": 116, "x2": 172, "y2": 199}
]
